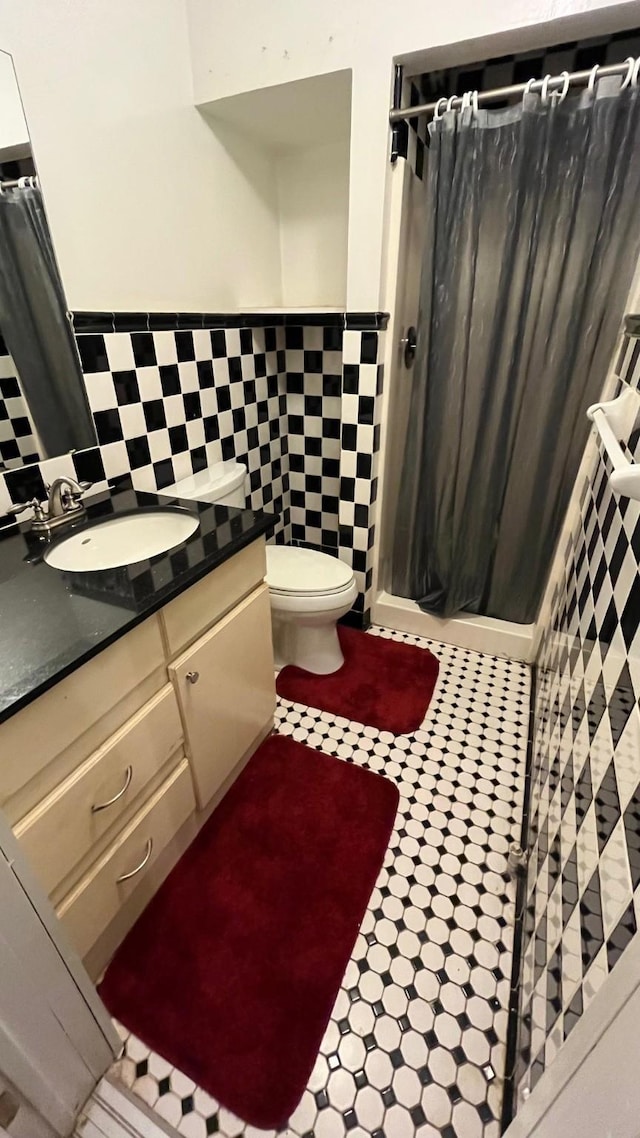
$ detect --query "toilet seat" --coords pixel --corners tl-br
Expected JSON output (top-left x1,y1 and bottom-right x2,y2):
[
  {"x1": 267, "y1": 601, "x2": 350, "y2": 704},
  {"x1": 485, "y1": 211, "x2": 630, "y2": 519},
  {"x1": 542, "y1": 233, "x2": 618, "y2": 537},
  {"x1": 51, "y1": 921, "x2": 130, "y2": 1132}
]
[
  {"x1": 270, "y1": 579, "x2": 355, "y2": 599},
  {"x1": 266, "y1": 546, "x2": 354, "y2": 598}
]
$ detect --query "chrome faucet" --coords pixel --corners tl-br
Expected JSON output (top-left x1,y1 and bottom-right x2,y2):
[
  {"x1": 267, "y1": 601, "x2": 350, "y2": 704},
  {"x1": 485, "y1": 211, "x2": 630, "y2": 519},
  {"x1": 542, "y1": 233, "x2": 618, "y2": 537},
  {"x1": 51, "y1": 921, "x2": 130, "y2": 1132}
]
[
  {"x1": 10, "y1": 476, "x2": 93, "y2": 534},
  {"x1": 47, "y1": 476, "x2": 90, "y2": 519}
]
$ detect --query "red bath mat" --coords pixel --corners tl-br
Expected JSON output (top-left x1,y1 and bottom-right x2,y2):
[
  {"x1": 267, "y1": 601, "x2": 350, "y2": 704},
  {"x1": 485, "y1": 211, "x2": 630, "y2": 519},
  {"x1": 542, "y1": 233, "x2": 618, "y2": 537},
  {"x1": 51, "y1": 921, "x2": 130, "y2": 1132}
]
[
  {"x1": 99, "y1": 733, "x2": 399, "y2": 1129},
  {"x1": 277, "y1": 626, "x2": 440, "y2": 734}
]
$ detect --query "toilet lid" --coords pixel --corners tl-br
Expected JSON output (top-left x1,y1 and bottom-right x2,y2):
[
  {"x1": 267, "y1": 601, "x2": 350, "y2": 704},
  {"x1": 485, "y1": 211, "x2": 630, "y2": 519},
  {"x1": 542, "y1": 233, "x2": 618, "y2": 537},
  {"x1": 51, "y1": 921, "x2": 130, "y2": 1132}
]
[{"x1": 266, "y1": 546, "x2": 354, "y2": 596}]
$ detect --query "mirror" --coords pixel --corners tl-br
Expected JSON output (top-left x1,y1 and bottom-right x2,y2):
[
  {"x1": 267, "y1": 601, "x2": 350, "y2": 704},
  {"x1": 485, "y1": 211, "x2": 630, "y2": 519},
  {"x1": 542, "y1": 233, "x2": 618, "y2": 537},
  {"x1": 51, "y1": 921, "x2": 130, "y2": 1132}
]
[{"x1": 0, "y1": 50, "x2": 96, "y2": 472}]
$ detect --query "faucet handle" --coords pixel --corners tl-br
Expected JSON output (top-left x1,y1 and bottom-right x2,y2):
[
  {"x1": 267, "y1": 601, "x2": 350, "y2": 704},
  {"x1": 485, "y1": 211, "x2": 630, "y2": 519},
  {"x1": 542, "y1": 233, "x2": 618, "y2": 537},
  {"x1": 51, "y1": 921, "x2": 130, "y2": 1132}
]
[
  {"x1": 69, "y1": 479, "x2": 93, "y2": 502},
  {"x1": 8, "y1": 498, "x2": 46, "y2": 520},
  {"x1": 8, "y1": 500, "x2": 32, "y2": 515}
]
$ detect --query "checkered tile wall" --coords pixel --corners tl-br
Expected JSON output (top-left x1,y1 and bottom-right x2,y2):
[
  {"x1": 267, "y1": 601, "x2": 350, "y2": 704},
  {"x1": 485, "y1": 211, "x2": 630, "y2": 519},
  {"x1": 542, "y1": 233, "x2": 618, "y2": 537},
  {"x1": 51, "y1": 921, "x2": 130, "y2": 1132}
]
[
  {"x1": 398, "y1": 28, "x2": 640, "y2": 179},
  {"x1": 286, "y1": 324, "x2": 343, "y2": 554},
  {"x1": 0, "y1": 313, "x2": 387, "y2": 628},
  {"x1": 76, "y1": 323, "x2": 291, "y2": 544},
  {"x1": 339, "y1": 328, "x2": 385, "y2": 626},
  {"x1": 512, "y1": 329, "x2": 640, "y2": 1109},
  {"x1": 0, "y1": 319, "x2": 291, "y2": 546},
  {"x1": 0, "y1": 334, "x2": 40, "y2": 471},
  {"x1": 284, "y1": 321, "x2": 386, "y2": 626}
]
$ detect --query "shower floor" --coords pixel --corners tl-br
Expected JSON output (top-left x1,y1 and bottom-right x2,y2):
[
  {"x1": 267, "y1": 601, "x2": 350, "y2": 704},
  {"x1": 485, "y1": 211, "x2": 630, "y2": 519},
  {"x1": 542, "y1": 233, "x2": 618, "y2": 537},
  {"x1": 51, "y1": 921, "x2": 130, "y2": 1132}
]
[{"x1": 112, "y1": 628, "x2": 529, "y2": 1138}]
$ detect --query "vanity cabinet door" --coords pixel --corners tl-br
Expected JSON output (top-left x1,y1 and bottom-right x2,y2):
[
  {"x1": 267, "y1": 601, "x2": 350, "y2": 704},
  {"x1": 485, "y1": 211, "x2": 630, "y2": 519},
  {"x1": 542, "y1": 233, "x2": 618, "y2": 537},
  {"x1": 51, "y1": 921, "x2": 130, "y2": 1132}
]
[{"x1": 169, "y1": 583, "x2": 275, "y2": 809}]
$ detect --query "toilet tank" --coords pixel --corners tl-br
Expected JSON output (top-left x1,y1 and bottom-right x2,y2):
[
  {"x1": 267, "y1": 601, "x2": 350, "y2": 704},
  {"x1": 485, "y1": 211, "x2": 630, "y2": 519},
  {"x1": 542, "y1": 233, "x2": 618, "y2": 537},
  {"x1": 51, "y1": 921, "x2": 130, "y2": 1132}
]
[{"x1": 158, "y1": 462, "x2": 247, "y2": 507}]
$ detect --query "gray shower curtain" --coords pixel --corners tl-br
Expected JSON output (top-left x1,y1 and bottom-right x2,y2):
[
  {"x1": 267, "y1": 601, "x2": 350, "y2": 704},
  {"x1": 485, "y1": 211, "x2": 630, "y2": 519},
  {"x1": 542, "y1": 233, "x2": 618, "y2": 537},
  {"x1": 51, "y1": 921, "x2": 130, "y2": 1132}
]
[
  {"x1": 0, "y1": 185, "x2": 95, "y2": 458},
  {"x1": 392, "y1": 81, "x2": 640, "y2": 624}
]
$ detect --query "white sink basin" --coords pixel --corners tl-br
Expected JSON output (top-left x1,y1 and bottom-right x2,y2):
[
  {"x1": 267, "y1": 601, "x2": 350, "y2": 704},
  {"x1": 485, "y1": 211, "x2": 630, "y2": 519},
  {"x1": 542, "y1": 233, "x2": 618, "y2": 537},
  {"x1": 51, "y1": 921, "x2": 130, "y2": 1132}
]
[{"x1": 44, "y1": 509, "x2": 200, "y2": 572}]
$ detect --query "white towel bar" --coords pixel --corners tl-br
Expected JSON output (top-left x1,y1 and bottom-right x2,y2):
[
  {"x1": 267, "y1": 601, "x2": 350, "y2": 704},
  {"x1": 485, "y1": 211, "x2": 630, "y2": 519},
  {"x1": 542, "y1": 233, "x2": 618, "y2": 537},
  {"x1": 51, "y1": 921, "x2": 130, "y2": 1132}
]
[{"x1": 587, "y1": 385, "x2": 640, "y2": 502}]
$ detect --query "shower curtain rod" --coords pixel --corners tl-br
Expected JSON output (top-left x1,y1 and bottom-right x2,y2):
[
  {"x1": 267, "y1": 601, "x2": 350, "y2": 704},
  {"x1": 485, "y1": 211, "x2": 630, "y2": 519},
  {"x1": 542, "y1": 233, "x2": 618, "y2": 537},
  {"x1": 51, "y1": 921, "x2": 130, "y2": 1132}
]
[
  {"x1": 0, "y1": 175, "x2": 39, "y2": 191},
  {"x1": 389, "y1": 57, "x2": 639, "y2": 123}
]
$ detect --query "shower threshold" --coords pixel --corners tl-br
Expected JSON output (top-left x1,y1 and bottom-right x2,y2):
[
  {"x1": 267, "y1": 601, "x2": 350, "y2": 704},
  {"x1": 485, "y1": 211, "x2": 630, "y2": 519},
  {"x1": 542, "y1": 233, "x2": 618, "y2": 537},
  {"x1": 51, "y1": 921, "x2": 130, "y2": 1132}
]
[{"x1": 373, "y1": 591, "x2": 535, "y2": 662}]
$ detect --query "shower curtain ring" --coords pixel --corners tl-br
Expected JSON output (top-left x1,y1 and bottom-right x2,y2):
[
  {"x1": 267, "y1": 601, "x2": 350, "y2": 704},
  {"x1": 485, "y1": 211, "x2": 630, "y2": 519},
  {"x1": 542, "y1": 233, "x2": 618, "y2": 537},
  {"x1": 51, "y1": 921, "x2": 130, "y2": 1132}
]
[
  {"x1": 587, "y1": 64, "x2": 600, "y2": 93},
  {"x1": 460, "y1": 90, "x2": 478, "y2": 115},
  {"x1": 620, "y1": 57, "x2": 635, "y2": 90},
  {"x1": 540, "y1": 74, "x2": 552, "y2": 105},
  {"x1": 553, "y1": 71, "x2": 570, "y2": 103},
  {"x1": 446, "y1": 95, "x2": 457, "y2": 113},
  {"x1": 631, "y1": 58, "x2": 640, "y2": 89},
  {"x1": 433, "y1": 97, "x2": 447, "y2": 121}
]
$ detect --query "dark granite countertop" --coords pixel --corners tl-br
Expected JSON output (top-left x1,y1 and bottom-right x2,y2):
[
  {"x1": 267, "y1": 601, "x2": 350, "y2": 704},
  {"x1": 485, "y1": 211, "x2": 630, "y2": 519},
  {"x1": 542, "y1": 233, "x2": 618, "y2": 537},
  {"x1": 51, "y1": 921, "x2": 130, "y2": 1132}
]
[{"x1": 0, "y1": 483, "x2": 275, "y2": 725}]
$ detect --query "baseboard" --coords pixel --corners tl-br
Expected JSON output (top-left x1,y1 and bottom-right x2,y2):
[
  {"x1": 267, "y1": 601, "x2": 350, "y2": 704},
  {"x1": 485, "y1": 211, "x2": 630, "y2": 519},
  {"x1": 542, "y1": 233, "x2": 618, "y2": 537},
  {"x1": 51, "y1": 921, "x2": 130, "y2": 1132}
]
[
  {"x1": 372, "y1": 591, "x2": 535, "y2": 661},
  {"x1": 76, "y1": 1075, "x2": 178, "y2": 1137}
]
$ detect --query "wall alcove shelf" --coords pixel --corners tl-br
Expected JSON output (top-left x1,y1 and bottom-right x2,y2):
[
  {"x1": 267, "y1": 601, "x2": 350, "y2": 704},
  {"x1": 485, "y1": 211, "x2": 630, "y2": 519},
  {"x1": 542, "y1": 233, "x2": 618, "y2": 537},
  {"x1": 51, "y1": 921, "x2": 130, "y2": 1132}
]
[{"x1": 199, "y1": 71, "x2": 352, "y2": 310}]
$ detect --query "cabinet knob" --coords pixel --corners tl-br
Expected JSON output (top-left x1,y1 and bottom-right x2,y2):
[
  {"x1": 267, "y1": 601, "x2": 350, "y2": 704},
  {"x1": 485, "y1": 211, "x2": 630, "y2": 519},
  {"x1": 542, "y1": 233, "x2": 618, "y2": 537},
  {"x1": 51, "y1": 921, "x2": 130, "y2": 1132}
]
[{"x1": 186, "y1": 670, "x2": 200, "y2": 685}]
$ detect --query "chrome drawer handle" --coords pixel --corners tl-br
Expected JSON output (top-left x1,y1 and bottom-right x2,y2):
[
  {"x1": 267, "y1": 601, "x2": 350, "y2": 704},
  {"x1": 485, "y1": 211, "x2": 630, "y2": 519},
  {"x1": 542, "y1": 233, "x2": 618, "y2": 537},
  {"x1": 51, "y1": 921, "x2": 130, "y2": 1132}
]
[
  {"x1": 91, "y1": 765, "x2": 133, "y2": 813},
  {"x1": 186, "y1": 670, "x2": 200, "y2": 684},
  {"x1": 116, "y1": 838, "x2": 153, "y2": 883}
]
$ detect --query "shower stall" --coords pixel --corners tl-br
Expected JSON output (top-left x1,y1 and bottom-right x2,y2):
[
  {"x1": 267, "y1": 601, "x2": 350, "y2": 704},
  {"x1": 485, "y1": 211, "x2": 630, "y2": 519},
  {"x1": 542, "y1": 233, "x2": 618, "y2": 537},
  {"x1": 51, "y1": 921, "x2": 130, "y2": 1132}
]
[{"x1": 375, "y1": 41, "x2": 640, "y2": 662}]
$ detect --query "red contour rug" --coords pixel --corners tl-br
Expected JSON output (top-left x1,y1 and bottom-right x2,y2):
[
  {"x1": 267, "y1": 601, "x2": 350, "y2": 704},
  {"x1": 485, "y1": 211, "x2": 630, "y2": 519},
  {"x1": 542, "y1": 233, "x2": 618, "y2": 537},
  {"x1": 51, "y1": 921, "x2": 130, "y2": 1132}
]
[
  {"x1": 99, "y1": 733, "x2": 399, "y2": 1128},
  {"x1": 277, "y1": 625, "x2": 439, "y2": 734}
]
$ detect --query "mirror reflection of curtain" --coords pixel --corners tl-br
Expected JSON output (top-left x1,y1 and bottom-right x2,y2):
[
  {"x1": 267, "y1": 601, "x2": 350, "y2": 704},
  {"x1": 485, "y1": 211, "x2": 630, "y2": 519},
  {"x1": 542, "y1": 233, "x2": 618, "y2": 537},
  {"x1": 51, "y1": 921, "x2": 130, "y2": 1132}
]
[
  {"x1": 392, "y1": 81, "x2": 640, "y2": 624},
  {"x1": 0, "y1": 185, "x2": 95, "y2": 459}
]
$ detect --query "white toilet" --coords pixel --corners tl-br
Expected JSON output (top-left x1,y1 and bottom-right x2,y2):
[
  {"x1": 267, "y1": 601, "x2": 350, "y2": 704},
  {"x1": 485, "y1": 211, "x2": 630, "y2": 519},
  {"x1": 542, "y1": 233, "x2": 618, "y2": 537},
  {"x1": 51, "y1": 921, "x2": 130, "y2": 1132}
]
[
  {"x1": 159, "y1": 461, "x2": 357, "y2": 675},
  {"x1": 266, "y1": 545, "x2": 357, "y2": 674},
  {"x1": 159, "y1": 462, "x2": 247, "y2": 508}
]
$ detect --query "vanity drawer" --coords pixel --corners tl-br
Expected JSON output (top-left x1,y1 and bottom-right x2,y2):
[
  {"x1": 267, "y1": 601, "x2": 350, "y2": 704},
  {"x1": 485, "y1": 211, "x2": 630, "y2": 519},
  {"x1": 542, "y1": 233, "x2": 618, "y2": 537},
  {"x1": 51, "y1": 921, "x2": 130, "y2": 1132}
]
[
  {"x1": 160, "y1": 538, "x2": 266, "y2": 657},
  {"x1": 14, "y1": 685, "x2": 184, "y2": 898},
  {"x1": 1, "y1": 615, "x2": 167, "y2": 823},
  {"x1": 57, "y1": 759, "x2": 195, "y2": 961}
]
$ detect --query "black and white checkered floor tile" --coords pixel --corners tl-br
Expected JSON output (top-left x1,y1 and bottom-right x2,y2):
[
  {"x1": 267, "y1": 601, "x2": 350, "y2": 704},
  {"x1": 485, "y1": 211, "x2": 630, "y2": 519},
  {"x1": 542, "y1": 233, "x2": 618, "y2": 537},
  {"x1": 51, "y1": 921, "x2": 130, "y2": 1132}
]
[{"x1": 112, "y1": 628, "x2": 529, "y2": 1138}]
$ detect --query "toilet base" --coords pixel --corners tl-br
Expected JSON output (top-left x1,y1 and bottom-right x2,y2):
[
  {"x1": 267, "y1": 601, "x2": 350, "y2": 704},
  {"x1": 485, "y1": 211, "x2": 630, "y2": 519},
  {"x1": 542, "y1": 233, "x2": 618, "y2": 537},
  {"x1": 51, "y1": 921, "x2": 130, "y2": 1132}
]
[
  {"x1": 273, "y1": 614, "x2": 345, "y2": 675},
  {"x1": 269, "y1": 576, "x2": 358, "y2": 677}
]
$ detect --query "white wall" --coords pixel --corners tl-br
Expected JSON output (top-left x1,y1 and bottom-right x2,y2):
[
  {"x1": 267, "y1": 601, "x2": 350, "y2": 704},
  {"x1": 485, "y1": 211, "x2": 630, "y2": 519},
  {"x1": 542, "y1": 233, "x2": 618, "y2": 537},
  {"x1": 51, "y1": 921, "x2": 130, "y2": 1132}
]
[
  {"x1": 0, "y1": 50, "x2": 28, "y2": 155},
  {"x1": 0, "y1": 0, "x2": 636, "y2": 313},
  {"x1": 187, "y1": 0, "x2": 640, "y2": 310},
  {"x1": 0, "y1": 0, "x2": 282, "y2": 312},
  {"x1": 276, "y1": 140, "x2": 349, "y2": 307},
  {"x1": 200, "y1": 69, "x2": 351, "y2": 308}
]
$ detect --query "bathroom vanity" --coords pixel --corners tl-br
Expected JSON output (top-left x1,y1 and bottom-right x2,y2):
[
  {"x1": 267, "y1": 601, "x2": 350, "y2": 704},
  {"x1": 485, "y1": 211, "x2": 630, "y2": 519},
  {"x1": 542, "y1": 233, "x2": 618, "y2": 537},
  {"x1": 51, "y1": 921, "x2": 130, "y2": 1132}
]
[{"x1": 0, "y1": 486, "x2": 276, "y2": 978}]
